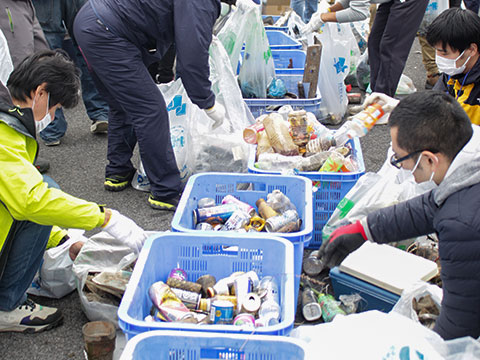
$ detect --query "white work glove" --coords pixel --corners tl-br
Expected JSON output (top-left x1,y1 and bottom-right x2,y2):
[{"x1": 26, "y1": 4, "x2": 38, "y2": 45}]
[
  {"x1": 102, "y1": 210, "x2": 148, "y2": 254},
  {"x1": 204, "y1": 102, "x2": 225, "y2": 130},
  {"x1": 363, "y1": 92, "x2": 400, "y2": 114},
  {"x1": 301, "y1": 12, "x2": 324, "y2": 35}
]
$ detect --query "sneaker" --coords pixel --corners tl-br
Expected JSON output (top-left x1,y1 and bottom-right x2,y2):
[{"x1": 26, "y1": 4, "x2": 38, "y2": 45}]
[
  {"x1": 34, "y1": 158, "x2": 50, "y2": 174},
  {"x1": 104, "y1": 170, "x2": 135, "y2": 192},
  {"x1": 148, "y1": 193, "x2": 180, "y2": 211},
  {"x1": 44, "y1": 139, "x2": 61, "y2": 146},
  {"x1": 90, "y1": 120, "x2": 108, "y2": 134},
  {"x1": 0, "y1": 298, "x2": 63, "y2": 333}
]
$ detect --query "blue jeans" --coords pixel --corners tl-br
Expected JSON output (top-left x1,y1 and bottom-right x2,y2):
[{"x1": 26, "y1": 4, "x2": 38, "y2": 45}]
[
  {"x1": 290, "y1": 0, "x2": 318, "y2": 23},
  {"x1": 0, "y1": 176, "x2": 58, "y2": 311},
  {"x1": 40, "y1": 32, "x2": 109, "y2": 142}
]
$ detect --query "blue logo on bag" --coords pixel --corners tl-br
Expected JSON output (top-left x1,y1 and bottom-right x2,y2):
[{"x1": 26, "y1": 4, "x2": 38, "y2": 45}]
[
  {"x1": 333, "y1": 57, "x2": 348, "y2": 74},
  {"x1": 167, "y1": 95, "x2": 186, "y2": 116}
]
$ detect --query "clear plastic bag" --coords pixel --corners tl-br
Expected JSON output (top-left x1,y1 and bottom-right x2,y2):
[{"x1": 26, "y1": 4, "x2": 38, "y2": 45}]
[
  {"x1": 418, "y1": 0, "x2": 449, "y2": 36},
  {"x1": 0, "y1": 29, "x2": 13, "y2": 85}
]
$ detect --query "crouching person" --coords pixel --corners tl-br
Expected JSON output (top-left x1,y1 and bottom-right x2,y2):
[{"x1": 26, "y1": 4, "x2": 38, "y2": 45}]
[{"x1": 0, "y1": 50, "x2": 147, "y2": 333}]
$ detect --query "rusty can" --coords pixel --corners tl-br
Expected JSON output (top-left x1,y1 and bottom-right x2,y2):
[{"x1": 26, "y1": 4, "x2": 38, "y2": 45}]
[
  {"x1": 196, "y1": 274, "x2": 216, "y2": 298},
  {"x1": 166, "y1": 277, "x2": 202, "y2": 294}
]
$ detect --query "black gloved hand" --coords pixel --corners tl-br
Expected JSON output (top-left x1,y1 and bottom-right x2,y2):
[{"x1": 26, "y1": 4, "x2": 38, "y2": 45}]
[{"x1": 318, "y1": 220, "x2": 367, "y2": 268}]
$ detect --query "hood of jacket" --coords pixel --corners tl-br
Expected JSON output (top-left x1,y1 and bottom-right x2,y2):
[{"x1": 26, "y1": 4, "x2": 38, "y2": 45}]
[
  {"x1": 433, "y1": 124, "x2": 480, "y2": 206},
  {"x1": 0, "y1": 82, "x2": 36, "y2": 139}
]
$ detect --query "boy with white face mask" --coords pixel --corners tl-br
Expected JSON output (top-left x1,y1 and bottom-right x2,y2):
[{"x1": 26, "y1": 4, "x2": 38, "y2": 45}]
[
  {"x1": 427, "y1": 8, "x2": 480, "y2": 125},
  {"x1": 317, "y1": 91, "x2": 480, "y2": 341}
]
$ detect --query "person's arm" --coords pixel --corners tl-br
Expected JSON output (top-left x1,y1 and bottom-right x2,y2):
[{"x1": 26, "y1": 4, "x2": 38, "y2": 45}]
[
  {"x1": 367, "y1": 191, "x2": 437, "y2": 244},
  {"x1": 173, "y1": 0, "x2": 219, "y2": 110},
  {"x1": 333, "y1": 0, "x2": 370, "y2": 23},
  {"x1": 434, "y1": 220, "x2": 480, "y2": 340}
]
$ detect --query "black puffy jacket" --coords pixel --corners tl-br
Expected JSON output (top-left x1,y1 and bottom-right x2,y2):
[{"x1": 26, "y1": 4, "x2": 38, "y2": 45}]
[{"x1": 367, "y1": 126, "x2": 480, "y2": 340}]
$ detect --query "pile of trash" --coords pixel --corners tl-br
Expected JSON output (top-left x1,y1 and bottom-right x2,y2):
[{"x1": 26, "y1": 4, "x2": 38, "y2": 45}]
[
  {"x1": 192, "y1": 189, "x2": 301, "y2": 233},
  {"x1": 83, "y1": 268, "x2": 133, "y2": 307},
  {"x1": 146, "y1": 269, "x2": 282, "y2": 328},
  {"x1": 245, "y1": 104, "x2": 384, "y2": 173}
]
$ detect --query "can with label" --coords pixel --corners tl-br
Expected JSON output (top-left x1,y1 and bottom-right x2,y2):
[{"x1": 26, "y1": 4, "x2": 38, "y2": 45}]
[
  {"x1": 233, "y1": 313, "x2": 255, "y2": 328},
  {"x1": 193, "y1": 204, "x2": 237, "y2": 225},
  {"x1": 221, "y1": 195, "x2": 256, "y2": 216},
  {"x1": 265, "y1": 210, "x2": 299, "y2": 232},
  {"x1": 210, "y1": 300, "x2": 234, "y2": 324},
  {"x1": 168, "y1": 268, "x2": 187, "y2": 281},
  {"x1": 171, "y1": 288, "x2": 201, "y2": 310},
  {"x1": 221, "y1": 210, "x2": 251, "y2": 231}
]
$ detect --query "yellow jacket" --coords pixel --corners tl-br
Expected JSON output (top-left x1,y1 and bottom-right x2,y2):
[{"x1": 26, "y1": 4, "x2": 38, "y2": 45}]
[
  {"x1": 434, "y1": 57, "x2": 480, "y2": 125},
  {"x1": 0, "y1": 104, "x2": 105, "y2": 261}
]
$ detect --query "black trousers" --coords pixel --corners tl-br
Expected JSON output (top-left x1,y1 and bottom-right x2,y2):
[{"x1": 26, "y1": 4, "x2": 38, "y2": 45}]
[{"x1": 368, "y1": 0, "x2": 429, "y2": 97}]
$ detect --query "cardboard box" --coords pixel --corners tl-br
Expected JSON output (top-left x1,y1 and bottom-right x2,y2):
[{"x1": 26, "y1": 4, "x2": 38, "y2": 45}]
[{"x1": 263, "y1": 4, "x2": 290, "y2": 15}]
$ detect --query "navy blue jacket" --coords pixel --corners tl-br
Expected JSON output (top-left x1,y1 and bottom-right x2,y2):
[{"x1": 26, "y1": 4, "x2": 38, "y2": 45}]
[
  {"x1": 90, "y1": 0, "x2": 220, "y2": 109},
  {"x1": 367, "y1": 176, "x2": 480, "y2": 340}
]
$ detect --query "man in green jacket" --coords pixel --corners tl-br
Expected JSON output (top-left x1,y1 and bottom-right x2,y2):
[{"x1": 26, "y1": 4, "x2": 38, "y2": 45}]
[{"x1": 0, "y1": 50, "x2": 147, "y2": 333}]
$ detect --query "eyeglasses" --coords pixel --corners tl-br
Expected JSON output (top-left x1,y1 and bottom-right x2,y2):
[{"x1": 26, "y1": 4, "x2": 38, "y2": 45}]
[{"x1": 390, "y1": 149, "x2": 437, "y2": 169}]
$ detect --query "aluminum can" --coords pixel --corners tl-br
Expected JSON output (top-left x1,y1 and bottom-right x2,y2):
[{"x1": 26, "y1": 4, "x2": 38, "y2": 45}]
[
  {"x1": 265, "y1": 210, "x2": 299, "y2": 232},
  {"x1": 210, "y1": 300, "x2": 234, "y2": 324},
  {"x1": 221, "y1": 195, "x2": 256, "y2": 216},
  {"x1": 171, "y1": 288, "x2": 201, "y2": 310},
  {"x1": 221, "y1": 210, "x2": 251, "y2": 231},
  {"x1": 193, "y1": 204, "x2": 237, "y2": 225},
  {"x1": 195, "y1": 222, "x2": 213, "y2": 231},
  {"x1": 197, "y1": 197, "x2": 216, "y2": 208}
]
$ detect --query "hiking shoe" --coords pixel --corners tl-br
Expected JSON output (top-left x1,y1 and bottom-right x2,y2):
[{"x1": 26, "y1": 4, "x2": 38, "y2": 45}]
[
  {"x1": 44, "y1": 139, "x2": 61, "y2": 146},
  {"x1": 90, "y1": 120, "x2": 108, "y2": 134},
  {"x1": 148, "y1": 194, "x2": 180, "y2": 211},
  {"x1": 34, "y1": 158, "x2": 50, "y2": 174},
  {"x1": 0, "y1": 298, "x2": 63, "y2": 333},
  {"x1": 104, "y1": 170, "x2": 135, "y2": 192}
]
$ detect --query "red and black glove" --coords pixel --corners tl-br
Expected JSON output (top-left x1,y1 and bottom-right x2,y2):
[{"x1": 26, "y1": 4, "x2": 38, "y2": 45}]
[{"x1": 318, "y1": 220, "x2": 368, "y2": 268}]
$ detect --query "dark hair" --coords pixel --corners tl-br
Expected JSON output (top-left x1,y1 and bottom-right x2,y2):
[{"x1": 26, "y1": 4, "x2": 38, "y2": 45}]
[
  {"x1": 7, "y1": 50, "x2": 81, "y2": 109},
  {"x1": 389, "y1": 91, "x2": 472, "y2": 161},
  {"x1": 426, "y1": 8, "x2": 480, "y2": 53}
]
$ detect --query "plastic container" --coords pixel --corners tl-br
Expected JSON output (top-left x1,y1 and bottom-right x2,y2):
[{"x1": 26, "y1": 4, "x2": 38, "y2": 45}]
[
  {"x1": 262, "y1": 15, "x2": 289, "y2": 32},
  {"x1": 329, "y1": 267, "x2": 400, "y2": 313},
  {"x1": 248, "y1": 137, "x2": 365, "y2": 249},
  {"x1": 244, "y1": 73, "x2": 323, "y2": 119},
  {"x1": 171, "y1": 172, "x2": 313, "y2": 306},
  {"x1": 119, "y1": 330, "x2": 307, "y2": 360},
  {"x1": 118, "y1": 233, "x2": 295, "y2": 340},
  {"x1": 266, "y1": 30, "x2": 302, "y2": 50}
]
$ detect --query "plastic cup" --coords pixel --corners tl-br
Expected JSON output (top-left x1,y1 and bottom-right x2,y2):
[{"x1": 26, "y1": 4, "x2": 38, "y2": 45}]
[{"x1": 82, "y1": 321, "x2": 116, "y2": 360}]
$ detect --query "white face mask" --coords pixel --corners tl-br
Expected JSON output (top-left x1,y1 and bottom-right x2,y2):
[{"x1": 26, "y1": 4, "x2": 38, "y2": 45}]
[
  {"x1": 435, "y1": 50, "x2": 471, "y2": 76},
  {"x1": 32, "y1": 92, "x2": 53, "y2": 132},
  {"x1": 410, "y1": 153, "x2": 437, "y2": 191}
]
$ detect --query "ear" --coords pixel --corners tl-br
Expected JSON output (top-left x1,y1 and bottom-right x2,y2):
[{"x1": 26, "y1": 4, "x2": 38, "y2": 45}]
[
  {"x1": 424, "y1": 151, "x2": 439, "y2": 166},
  {"x1": 470, "y1": 43, "x2": 478, "y2": 56},
  {"x1": 33, "y1": 83, "x2": 48, "y2": 98}
]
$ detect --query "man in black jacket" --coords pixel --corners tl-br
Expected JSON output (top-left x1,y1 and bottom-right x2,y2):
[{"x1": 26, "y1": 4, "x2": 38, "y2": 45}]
[
  {"x1": 319, "y1": 91, "x2": 480, "y2": 340},
  {"x1": 74, "y1": 0, "x2": 226, "y2": 211}
]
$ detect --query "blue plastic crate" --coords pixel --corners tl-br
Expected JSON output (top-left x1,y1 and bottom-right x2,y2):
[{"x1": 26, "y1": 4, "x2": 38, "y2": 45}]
[
  {"x1": 118, "y1": 233, "x2": 295, "y2": 340},
  {"x1": 171, "y1": 172, "x2": 313, "y2": 306},
  {"x1": 248, "y1": 137, "x2": 365, "y2": 249},
  {"x1": 330, "y1": 267, "x2": 400, "y2": 313},
  {"x1": 266, "y1": 30, "x2": 301, "y2": 50},
  {"x1": 119, "y1": 330, "x2": 307, "y2": 360},
  {"x1": 263, "y1": 15, "x2": 289, "y2": 32},
  {"x1": 244, "y1": 73, "x2": 322, "y2": 119},
  {"x1": 272, "y1": 50, "x2": 306, "y2": 74}
]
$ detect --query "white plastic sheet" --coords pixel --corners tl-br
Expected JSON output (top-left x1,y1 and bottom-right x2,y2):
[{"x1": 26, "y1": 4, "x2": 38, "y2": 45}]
[{"x1": 0, "y1": 29, "x2": 13, "y2": 85}]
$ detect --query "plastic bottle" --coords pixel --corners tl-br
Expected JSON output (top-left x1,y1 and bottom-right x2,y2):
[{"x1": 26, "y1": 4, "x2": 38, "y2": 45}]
[
  {"x1": 300, "y1": 151, "x2": 331, "y2": 171},
  {"x1": 256, "y1": 130, "x2": 274, "y2": 158},
  {"x1": 255, "y1": 152, "x2": 303, "y2": 171},
  {"x1": 266, "y1": 189, "x2": 296, "y2": 213},
  {"x1": 305, "y1": 136, "x2": 335, "y2": 154},
  {"x1": 263, "y1": 113, "x2": 299, "y2": 156},
  {"x1": 288, "y1": 110, "x2": 310, "y2": 150},
  {"x1": 334, "y1": 103, "x2": 385, "y2": 146},
  {"x1": 318, "y1": 293, "x2": 346, "y2": 322}
]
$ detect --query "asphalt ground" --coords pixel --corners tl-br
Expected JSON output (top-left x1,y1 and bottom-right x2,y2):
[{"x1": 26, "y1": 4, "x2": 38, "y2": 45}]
[{"x1": 0, "y1": 39, "x2": 427, "y2": 359}]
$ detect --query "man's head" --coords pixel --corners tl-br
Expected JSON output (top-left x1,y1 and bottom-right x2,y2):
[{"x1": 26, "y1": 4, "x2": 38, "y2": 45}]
[
  {"x1": 426, "y1": 8, "x2": 480, "y2": 76},
  {"x1": 7, "y1": 50, "x2": 80, "y2": 122},
  {"x1": 388, "y1": 91, "x2": 472, "y2": 185}
]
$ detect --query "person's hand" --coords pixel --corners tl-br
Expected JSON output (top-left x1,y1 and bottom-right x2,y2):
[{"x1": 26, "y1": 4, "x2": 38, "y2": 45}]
[
  {"x1": 317, "y1": 220, "x2": 368, "y2": 268},
  {"x1": 69, "y1": 241, "x2": 84, "y2": 261},
  {"x1": 102, "y1": 209, "x2": 148, "y2": 254},
  {"x1": 363, "y1": 92, "x2": 399, "y2": 114},
  {"x1": 301, "y1": 12, "x2": 324, "y2": 35},
  {"x1": 204, "y1": 102, "x2": 225, "y2": 130}
]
